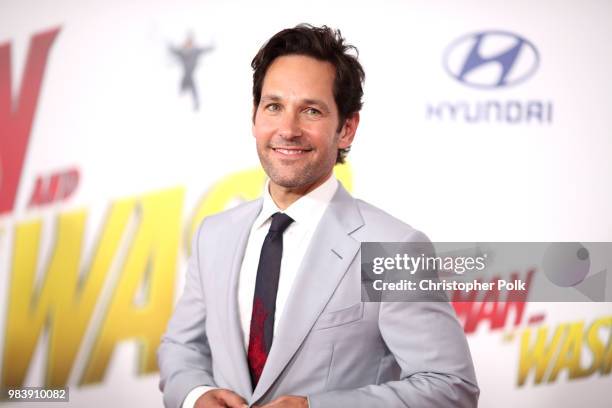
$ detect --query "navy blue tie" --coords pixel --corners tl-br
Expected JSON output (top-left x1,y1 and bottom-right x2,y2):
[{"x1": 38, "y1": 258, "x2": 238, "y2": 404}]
[{"x1": 247, "y1": 212, "x2": 294, "y2": 387}]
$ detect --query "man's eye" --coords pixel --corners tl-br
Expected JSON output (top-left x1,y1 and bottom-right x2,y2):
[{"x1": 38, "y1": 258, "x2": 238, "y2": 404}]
[
  {"x1": 304, "y1": 107, "x2": 321, "y2": 116},
  {"x1": 265, "y1": 103, "x2": 280, "y2": 112}
]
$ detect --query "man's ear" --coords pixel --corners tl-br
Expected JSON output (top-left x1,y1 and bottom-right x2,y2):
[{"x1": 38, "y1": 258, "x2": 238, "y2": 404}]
[{"x1": 338, "y1": 112, "x2": 360, "y2": 149}]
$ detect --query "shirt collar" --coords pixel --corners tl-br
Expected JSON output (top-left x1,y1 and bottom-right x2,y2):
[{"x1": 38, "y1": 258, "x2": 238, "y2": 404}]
[{"x1": 254, "y1": 174, "x2": 338, "y2": 230}]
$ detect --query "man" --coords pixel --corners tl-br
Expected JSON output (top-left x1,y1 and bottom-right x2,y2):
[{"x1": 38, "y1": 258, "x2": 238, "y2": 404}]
[{"x1": 158, "y1": 24, "x2": 479, "y2": 408}]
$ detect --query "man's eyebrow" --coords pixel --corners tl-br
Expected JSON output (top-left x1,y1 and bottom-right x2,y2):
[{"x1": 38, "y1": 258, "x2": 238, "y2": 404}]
[
  {"x1": 260, "y1": 95, "x2": 282, "y2": 102},
  {"x1": 260, "y1": 95, "x2": 331, "y2": 112}
]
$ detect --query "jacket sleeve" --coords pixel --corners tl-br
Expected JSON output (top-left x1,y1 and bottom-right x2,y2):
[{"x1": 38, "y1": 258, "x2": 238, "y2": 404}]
[
  {"x1": 157, "y1": 220, "x2": 217, "y2": 408},
  {"x1": 307, "y1": 230, "x2": 479, "y2": 408}
]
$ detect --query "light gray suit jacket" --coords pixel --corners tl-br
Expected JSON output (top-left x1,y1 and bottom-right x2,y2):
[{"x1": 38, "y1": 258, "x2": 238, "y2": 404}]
[{"x1": 158, "y1": 183, "x2": 479, "y2": 407}]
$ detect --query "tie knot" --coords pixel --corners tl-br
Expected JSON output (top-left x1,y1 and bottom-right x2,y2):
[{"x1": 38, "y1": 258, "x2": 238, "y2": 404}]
[{"x1": 269, "y1": 212, "x2": 294, "y2": 233}]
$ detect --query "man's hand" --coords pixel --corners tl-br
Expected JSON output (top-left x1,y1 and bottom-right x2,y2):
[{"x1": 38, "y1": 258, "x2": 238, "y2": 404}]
[
  {"x1": 195, "y1": 389, "x2": 248, "y2": 408},
  {"x1": 255, "y1": 395, "x2": 308, "y2": 408}
]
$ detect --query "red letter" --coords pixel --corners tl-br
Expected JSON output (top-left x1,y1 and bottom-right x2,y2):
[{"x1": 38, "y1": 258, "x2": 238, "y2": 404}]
[{"x1": 0, "y1": 27, "x2": 60, "y2": 214}]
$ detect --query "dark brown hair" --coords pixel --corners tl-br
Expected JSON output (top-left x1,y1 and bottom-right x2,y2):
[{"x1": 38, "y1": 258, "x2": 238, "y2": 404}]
[{"x1": 251, "y1": 24, "x2": 365, "y2": 164}]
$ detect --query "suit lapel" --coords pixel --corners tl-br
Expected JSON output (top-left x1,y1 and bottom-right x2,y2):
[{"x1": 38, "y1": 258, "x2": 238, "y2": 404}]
[
  {"x1": 217, "y1": 199, "x2": 262, "y2": 399},
  {"x1": 252, "y1": 185, "x2": 364, "y2": 402}
]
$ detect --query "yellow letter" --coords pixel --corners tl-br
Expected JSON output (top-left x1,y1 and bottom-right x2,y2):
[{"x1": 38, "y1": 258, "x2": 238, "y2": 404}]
[
  {"x1": 548, "y1": 322, "x2": 585, "y2": 382},
  {"x1": 2, "y1": 219, "x2": 45, "y2": 388},
  {"x1": 2, "y1": 200, "x2": 134, "y2": 387},
  {"x1": 517, "y1": 324, "x2": 564, "y2": 386},
  {"x1": 81, "y1": 187, "x2": 184, "y2": 384},
  {"x1": 600, "y1": 317, "x2": 612, "y2": 375},
  {"x1": 584, "y1": 316, "x2": 611, "y2": 377}
]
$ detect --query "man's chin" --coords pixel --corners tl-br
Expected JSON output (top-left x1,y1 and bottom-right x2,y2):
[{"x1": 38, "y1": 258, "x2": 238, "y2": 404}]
[
  {"x1": 267, "y1": 171, "x2": 318, "y2": 190},
  {"x1": 262, "y1": 161, "x2": 330, "y2": 191},
  {"x1": 269, "y1": 177, "x2": 309, "y2": 189}
]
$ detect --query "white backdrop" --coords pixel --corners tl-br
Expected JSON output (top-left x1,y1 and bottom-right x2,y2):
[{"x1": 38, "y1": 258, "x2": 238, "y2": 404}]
[{"x1": 1, "y1": 0, "x2": 611, "y2": 406}]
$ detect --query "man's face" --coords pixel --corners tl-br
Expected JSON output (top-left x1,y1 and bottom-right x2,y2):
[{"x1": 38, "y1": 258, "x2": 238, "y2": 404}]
[{"x1": 253, "y1": 55, "x2": 357, "y2": 191}]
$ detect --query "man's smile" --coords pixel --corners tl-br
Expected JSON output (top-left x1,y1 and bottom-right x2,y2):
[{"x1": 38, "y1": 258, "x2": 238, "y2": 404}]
[{"x1": 271, "y1": 147, "x2": 313, "y2": 157}]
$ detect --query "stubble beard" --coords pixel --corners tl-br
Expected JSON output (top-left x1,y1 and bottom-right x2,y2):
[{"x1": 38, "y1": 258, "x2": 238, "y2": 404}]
[{"x1": 258, "y1": 149, "x2": 335, "y2": 190}]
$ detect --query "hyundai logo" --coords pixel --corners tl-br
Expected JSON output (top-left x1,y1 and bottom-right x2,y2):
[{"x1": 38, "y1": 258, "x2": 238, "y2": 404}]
[{"x1": 444, "y1": 30, "x2": 540, "y2": 89}]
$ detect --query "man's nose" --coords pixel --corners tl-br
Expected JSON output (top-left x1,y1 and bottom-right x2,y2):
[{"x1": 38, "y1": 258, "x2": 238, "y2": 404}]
[{"x1": 278, "y1": 111, "x2": 302, "y2": 139}]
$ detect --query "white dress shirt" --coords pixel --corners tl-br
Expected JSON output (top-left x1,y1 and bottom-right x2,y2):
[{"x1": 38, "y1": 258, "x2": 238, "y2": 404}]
[{"x1": 183, "y1": 175, "x2": 338, "y2": 408}]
